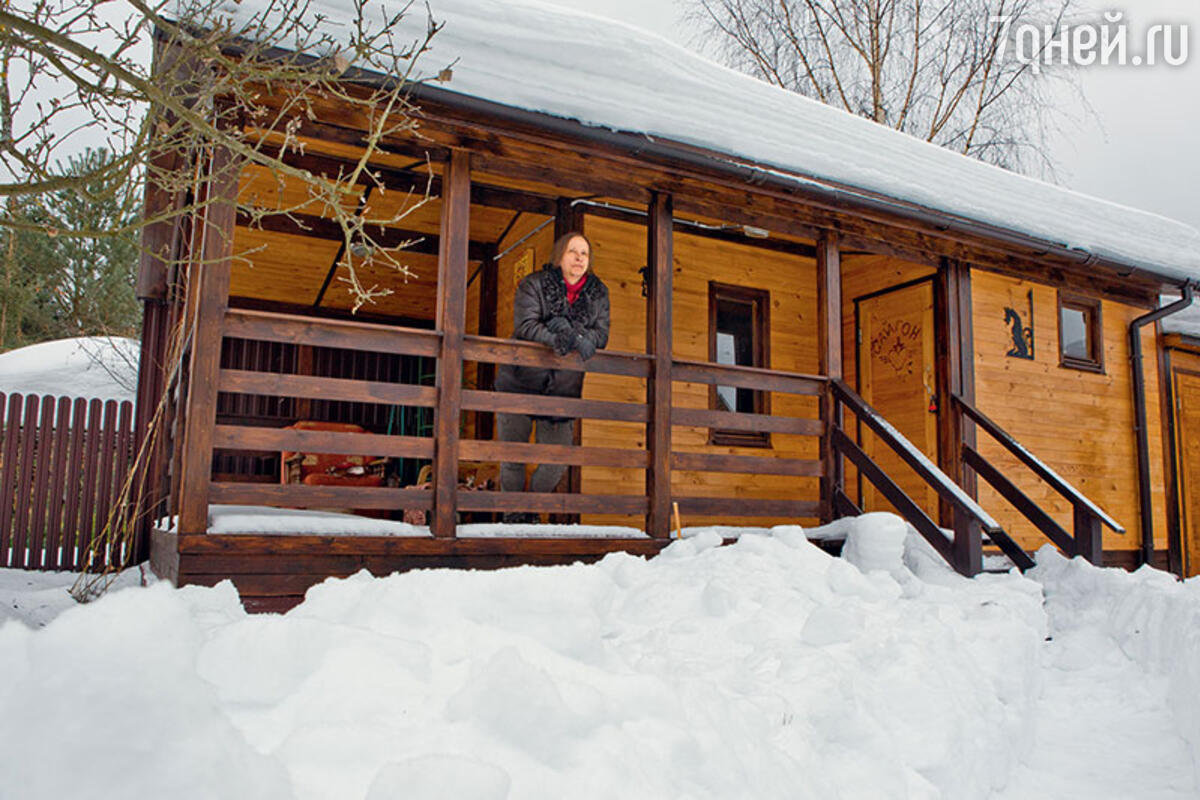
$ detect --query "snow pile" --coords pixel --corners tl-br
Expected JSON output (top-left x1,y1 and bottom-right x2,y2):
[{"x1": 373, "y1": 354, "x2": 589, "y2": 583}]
[
  {"x1": 217, "y1": 0, "x2": 1200, "y2": 278},
  {"x1": 1031, "y1": 549, "x2": 1200, "y2": 782},
  {"x1": 0, "y1": 520, "x2": 1052, "y2": 800},
  {"x1": 0, "y1": 336, "x2": 139, "y2": 403}
]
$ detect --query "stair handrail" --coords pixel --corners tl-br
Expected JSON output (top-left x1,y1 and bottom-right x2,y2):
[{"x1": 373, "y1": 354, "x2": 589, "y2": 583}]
[
  {"x1": 830, "y1": 380, "x2": 1003, "y2": 574},
  {"x1": 950, "y1": 393, "x2": 1124, "y2": 533}
]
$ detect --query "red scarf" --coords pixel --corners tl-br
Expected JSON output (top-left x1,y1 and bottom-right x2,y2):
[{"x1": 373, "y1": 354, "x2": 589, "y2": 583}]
[{"x1": 565, "y1": 273, "x2": 587, "y2": 306}]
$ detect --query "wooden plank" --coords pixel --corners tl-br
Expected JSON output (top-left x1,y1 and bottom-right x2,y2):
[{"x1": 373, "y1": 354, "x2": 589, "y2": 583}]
[
  {"x1": 817, "y1": 232, "x2": 843, "y2": 523},
  {"x1": 459, "y1": 439, "x2": 648, "y2": 468},
  {"x1": 113, "y1": 401, "x2": 135, "y2": 566},
  {"x1": 673, "y1": 496, "x2": 821, "y2": 518},
  {"x1": 952, "y1": 510, "x2": 982, "y2": 577},
  {"x1": 213, "y1": 424, "x2": 434, "y2": 459},
  {"x1": 178, "y1": 533, "x2": 666, "y2": 557},
  {"x1": 963, "y1": 444, "x2": 1073, "y2": 554},
  {"x1": 234, "y1": 208, "x2": 493, "y2": 263},
  {"x1": 462, "y1": 335, "x2": 651, "y2": 378},
  {"x1": 432, "y1": 149, "x2": 471, "y2": 538},
  {"x1": 60, "y1": 398, "x2": 89, "y2": 570},
  {"x1": 11, "y1": 396, "x2": 41, "y2": 568},
  {"x1": 43, "y1": 398, "x2": 71, "y2": 569},
  {"x1": 0, "y1": 394, "x2": 19, "y2": 566},
  {"x1": 210, "y1": 482, "x2": 433, "y2": 510},
  {"x1": 178, "y1": 133, "x2": 240, "y2": 534},
  {"x1": 672, "y1": 360, "x2": 825, "y2": 395},
  {"x1": 671, "y1": 407, "x2": 822, "y2": 436},
  {"x1": 224, "y1": 309, "x2": 441, "y2": 357},
  {"x1": 646, "y1": 191, "x2": 673, "y2": 538},
  {"x1": 454, "y1": 491, "x2": 648, "y2": 515},
  {"x1": 93, "y1": 401, "x2": 121, "y2": 568},
  {"x1": 833, "y1": 487, "x2": 862, "y2": 518},
  {"x1": 27, "y1": 397, "x2": 57, "y2": 569},
  {"x1": 219, "y1": 369, "x2": 437, "y2": 407},
  {"x1": 463, "y1": 389, "x2": 648, "y2": 422},
  {"x1": 670, "y1": 451, "x2": 822, "y2": 477}
]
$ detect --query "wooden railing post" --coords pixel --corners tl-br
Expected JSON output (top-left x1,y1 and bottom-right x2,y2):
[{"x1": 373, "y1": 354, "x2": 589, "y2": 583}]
[
  {"x1": 646, "y1": 192, "x2": 673, "y2": 538},
  {"x1": 432, "y1": 149, "x2": 471, "y2": 538},
  {"x1": 935, "y1": 259, "x2": 976, "y2": 529},
  {"x1": 817, "y1": 232, "x2": 843, "y2": 523},
  {"x1": 953, "y1": 508, "x2": 982, "y2": 576},
  {"x1": 177, "y1": 140, "x2": 239, "y2": 535},
  {"x1": 1074, "y1": 505, "x2": 1103, "y2": 564}
]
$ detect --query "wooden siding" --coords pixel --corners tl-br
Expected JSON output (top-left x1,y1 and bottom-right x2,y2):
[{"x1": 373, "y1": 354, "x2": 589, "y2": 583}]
[{"x1": 971, "y1": 271, "x2": 1164, "y2": 553}]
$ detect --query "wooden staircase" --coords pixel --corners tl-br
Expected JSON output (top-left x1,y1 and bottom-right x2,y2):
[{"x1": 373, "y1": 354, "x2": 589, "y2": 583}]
[{"x1": 827, "y1": 380, "x2": 1124, "y2": 576}]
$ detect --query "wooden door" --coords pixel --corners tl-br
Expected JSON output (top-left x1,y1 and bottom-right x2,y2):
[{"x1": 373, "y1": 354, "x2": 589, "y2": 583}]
[
  {"x1": 857, "y1": 280, "x2": 939, "y2": 518},
  {"x1": 1175, "y1": 370, "x2": 1200, "y2": 577}
]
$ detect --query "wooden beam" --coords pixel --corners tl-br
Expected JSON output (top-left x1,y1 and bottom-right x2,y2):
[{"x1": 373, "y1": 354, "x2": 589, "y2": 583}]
[
  {"x1": 936, "y1": 259, "x2": 977, "y2": 528},
  {"x1": 234, "y1": 208, "x2": 491, "y2": 263},
  {"x1": 254, "y1": 142, "x2": 558, "y2": 216},
  {"x1": 646, "y1": 192, "x2": 673, "y2": 538},
  {"x1": 817, "y1": 232, "x2": 843, "y2": 523},
  {"x1": 177, "y1": 130, "x2": 241, "y2": 534},
  {"x1": 432, "y1": 149, "x2": 471, "y2": 537}
]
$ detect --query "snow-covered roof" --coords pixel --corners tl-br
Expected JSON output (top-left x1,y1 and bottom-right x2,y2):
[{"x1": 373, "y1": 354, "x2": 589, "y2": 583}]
[
  {"x1": 222, "y1": 0, "x2": 1200, "y2": 282},
  {"x1": 0, "y1": 337, "x2": 140, "y2": 403}
]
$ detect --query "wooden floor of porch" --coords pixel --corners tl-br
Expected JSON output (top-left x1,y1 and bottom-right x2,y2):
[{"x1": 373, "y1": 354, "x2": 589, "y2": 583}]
[{"x1": 151, "y1": 528, "x2": 680, "y2": 612}]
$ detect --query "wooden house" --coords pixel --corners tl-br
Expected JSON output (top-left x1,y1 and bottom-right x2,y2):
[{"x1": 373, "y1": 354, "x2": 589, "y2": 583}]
[{"x1": 138, "y1": 1, "x2": 1200, "y2": 609}]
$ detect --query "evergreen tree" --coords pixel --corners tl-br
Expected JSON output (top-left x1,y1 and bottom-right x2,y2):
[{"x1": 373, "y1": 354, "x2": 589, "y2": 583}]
[{"x1": 0, "y1": 149, "x2": 139, "y2": 351}]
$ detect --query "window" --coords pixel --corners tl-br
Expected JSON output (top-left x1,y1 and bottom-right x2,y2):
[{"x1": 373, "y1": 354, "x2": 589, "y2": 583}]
[
  {"x1": 1058, "y1": 292, "x2": 1104, "y2": 372},
  {"x1": 708, "y1": 282, "x2": 770, "y2": 447}
]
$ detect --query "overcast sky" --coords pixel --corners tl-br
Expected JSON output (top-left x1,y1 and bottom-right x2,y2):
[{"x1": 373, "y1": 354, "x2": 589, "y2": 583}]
[{"x1": 541, "y1": 0, "x2": 1200, "y2": 232}]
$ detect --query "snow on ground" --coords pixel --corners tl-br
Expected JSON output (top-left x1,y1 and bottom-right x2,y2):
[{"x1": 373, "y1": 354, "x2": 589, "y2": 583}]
[
  {"x1": 0, "y1": 337, "x2": 140, "y2": 403},
  {"x1": 0, "y1": 513, "x2": 1197, "y2": 800}
]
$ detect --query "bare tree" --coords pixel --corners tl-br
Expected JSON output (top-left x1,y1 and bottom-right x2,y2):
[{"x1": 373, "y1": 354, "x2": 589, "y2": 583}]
[
  {"x1": 0, "y1": 0, "x2": 445, "y2": 596},
  {"x1": 684, "y1": 0, "x2": 1086, "y2": 176},
  {"x1": 1, "y1": 0, "x2": 443, "y2": 311}
]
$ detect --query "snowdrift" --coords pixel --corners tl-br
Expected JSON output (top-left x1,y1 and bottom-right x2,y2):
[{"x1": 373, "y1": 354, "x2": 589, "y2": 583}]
[{"x1": 0, "y1": 514, "x2": 1196, "y2": 799}]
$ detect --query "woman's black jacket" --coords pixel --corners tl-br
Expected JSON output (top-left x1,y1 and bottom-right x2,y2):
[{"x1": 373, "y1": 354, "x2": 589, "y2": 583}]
[{"x1": 494, "y1": 264, "x2": 610, "y2": 402}]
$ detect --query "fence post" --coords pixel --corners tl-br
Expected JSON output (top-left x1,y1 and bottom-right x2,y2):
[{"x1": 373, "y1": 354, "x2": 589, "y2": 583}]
[
  {"x1": 431, "y1": 149, "x2": 470, "y2": 538},
  {"x1": 1073, "y1": 504, "x2": 1103, "y2": 565}
]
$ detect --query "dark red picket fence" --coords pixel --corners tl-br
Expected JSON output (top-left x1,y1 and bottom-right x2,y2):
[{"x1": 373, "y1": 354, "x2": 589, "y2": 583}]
[{"x1": 0, "y1": 392, "x2": 137, "y2": 570}]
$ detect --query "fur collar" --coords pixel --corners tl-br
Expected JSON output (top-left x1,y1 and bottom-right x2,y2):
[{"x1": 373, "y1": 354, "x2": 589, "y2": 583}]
[{"x1": 539, "y1": 264, "x2": 604, "y2": 323}]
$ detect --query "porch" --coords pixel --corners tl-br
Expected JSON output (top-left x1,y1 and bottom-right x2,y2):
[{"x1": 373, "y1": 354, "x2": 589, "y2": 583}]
[{"x1": 139, "y1": 91, "x2": 1125, "y2": 609}]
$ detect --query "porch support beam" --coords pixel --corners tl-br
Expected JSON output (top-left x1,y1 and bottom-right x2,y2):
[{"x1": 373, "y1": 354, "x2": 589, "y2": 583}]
[
  {"x1": 935, "y1": 258, "x2": 977, "y2": 529},
  {"x1": 646, "y1": 192, "x2": 674, "y2": 538},
  {"x1": 817, "y1": 231, "x2": 843, "y2": 523},
  {"x1": 432, "y1": 149, "x2": 471, "y2": 537},
  {"x1": 177, "y1": 133, "x2": 240, "y2": 534}
]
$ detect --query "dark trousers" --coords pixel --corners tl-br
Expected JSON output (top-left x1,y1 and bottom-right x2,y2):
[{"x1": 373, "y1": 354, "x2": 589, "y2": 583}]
[{"x1": 497, "y1": 413, "x2": 574, "y2": 493}]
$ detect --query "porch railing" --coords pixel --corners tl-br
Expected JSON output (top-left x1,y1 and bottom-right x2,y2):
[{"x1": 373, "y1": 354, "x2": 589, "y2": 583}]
[{"x1": 202, "y1": 308, "x2": 828, "y2": 536}]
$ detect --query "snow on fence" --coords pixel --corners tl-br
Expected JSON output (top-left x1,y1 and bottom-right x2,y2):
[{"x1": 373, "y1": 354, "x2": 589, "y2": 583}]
[{"x1": 0, "y1": 391, "x2": 137, "y2": 570}]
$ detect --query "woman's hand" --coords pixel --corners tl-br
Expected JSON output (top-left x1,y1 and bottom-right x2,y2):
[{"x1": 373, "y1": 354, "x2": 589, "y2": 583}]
[
  {"x1": 545, "y1": 316, "x2": 572, "y2": 334},
  {"x1": 574, "y1": 334, "x2": 597, "y2": 361}
]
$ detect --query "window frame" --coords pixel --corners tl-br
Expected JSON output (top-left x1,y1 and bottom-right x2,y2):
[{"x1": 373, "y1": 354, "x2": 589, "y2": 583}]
[
  {"x1": 707, "y1": 281, "x2": 772, "y2": 448},
  {"x1": 1058, "y1": 291, "x2": 1105, "y2": 373}
]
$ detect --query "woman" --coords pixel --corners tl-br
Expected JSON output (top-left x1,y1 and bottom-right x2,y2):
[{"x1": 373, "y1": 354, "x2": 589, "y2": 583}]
[{"x1": 493, "y1": 232, "x2": 610, "y2": 523}]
